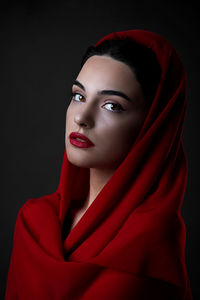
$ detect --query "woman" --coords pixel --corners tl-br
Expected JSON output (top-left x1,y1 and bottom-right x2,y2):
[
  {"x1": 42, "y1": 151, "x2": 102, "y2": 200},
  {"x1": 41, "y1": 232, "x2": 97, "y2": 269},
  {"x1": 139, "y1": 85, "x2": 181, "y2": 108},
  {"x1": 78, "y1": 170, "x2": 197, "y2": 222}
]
[{"x1": 5, "y1": 29, "x2": 193, "y2": 299}]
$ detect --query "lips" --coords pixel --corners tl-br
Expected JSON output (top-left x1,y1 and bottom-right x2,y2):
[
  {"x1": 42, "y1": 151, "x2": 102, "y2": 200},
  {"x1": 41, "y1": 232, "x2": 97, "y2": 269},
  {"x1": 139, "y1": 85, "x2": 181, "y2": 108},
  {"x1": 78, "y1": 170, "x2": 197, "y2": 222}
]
[{"x1": 69, "y1": 132, "x2": 95, "y2": 148}]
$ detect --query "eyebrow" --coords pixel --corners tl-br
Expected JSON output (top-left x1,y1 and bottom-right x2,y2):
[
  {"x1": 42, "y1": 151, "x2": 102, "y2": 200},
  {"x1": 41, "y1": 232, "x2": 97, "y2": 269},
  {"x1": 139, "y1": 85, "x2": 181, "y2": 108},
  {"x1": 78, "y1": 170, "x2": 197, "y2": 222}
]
[{"x1": 73, "y1": 79, "x2": 132, "y2": 102}]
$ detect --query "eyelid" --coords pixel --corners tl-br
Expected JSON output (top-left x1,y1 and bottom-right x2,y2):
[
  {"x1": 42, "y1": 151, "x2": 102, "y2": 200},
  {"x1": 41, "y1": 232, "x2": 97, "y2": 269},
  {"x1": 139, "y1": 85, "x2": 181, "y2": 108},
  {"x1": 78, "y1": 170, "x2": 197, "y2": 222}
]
[
  {"x1": 72, "y1": 87, "x2": 85, "y2": 95},
  {"x1": 72, "y1": 91, "x2": 84, "y2": 96}
]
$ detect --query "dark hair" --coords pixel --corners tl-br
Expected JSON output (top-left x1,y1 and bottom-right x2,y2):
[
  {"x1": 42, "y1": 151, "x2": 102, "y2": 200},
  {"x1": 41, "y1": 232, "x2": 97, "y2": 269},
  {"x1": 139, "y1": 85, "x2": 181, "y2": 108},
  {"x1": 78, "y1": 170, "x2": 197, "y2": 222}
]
[{"x1": 80, "y1": 37, "x2": 161, "y2": 108}]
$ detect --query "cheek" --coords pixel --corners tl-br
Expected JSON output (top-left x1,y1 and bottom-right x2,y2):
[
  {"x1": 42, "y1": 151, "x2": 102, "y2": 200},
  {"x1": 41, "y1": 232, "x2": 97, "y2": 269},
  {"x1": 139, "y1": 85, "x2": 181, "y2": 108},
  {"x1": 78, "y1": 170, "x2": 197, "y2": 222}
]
[
  {"x1": 121, "y1": 119, "x2": 143, "y2": 141},
  {"x1": 102, "y1": 116, "x2": 144, "y2": 148}
]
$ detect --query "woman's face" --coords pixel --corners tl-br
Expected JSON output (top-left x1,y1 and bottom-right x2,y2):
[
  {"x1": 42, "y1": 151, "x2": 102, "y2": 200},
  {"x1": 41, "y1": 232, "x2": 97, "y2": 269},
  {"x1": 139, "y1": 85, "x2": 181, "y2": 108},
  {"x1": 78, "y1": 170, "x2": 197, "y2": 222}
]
[{"x1": 65, "y1": 55, "x2": 148, "y2": 170}]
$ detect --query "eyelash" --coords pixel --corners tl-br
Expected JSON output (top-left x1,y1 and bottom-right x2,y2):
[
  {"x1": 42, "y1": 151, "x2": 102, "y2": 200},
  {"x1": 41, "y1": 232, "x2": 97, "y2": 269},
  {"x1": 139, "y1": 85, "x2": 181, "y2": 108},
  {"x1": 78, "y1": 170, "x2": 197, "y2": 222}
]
[{"x1": 70, "y1": 92, "x2": 125, "y2": 113}]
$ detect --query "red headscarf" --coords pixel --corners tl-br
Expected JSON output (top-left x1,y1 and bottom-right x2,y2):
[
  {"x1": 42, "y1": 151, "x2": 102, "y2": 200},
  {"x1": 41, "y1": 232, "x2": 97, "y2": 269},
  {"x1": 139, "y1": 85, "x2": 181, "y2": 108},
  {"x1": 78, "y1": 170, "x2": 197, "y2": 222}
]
[{"x1": 5, "y1": 30, "x2": 193, "y2": 299}]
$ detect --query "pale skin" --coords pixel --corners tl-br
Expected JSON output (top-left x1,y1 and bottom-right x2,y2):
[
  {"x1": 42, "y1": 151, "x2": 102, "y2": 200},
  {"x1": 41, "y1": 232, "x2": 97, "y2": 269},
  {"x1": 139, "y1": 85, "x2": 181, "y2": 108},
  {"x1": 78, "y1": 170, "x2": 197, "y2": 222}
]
[{"x1": 65, "y1": 55, "x2": 148, "y2": 230}]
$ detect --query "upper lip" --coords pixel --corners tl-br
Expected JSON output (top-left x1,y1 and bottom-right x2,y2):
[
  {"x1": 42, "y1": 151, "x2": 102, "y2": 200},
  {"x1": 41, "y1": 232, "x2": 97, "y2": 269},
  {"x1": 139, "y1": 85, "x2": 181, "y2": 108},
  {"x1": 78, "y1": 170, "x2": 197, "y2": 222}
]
[{"x1": 69, "y1": 132, "x2": 95, "y2": 145}]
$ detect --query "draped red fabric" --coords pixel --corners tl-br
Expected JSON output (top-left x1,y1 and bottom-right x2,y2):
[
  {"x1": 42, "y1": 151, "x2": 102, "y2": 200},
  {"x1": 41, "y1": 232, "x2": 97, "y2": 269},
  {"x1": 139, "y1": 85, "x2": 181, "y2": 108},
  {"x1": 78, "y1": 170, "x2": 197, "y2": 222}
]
[{"x1": 5, "y1": 30, "x2": 193, "y2": 299}]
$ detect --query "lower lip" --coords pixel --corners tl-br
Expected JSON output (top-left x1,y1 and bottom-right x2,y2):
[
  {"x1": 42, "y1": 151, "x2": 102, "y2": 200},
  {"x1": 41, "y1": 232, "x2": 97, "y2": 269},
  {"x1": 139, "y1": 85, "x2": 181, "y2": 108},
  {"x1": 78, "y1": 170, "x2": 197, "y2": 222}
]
[{"x1": 69, "y1": 138, "x2": 94, "y2": 148}]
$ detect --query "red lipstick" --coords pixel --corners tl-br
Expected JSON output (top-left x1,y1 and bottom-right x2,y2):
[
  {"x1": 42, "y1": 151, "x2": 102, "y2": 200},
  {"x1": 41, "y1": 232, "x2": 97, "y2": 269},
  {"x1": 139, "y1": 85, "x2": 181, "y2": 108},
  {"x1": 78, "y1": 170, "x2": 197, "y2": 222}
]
[{"x1": 69, "y1": 132, "x2": 95, "y2": 148}]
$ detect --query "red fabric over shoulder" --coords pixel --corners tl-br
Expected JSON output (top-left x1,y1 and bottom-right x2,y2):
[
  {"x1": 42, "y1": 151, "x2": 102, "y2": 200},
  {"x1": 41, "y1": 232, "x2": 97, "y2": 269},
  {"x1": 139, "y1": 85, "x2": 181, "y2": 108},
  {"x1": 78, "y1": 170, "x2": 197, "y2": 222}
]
[{"x1": 5, "y1": 29, "x2": 193, "y2": 299}]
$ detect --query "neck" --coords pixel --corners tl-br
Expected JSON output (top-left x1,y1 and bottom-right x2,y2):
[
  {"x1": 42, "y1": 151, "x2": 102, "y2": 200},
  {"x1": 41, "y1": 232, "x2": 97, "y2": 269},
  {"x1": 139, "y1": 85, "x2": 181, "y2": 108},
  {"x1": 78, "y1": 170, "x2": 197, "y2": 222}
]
[{"x1": 85, "y1": 167, "x2": 116, "y2": 208}]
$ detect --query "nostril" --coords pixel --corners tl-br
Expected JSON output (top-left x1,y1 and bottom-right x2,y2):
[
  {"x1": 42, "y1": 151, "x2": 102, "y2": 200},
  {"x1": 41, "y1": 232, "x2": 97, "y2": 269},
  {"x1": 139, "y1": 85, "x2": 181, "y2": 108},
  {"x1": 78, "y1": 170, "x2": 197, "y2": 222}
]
[
  {"x1": 80, "y1": 122, "x2": 87, "y2": 127},
  {"x1": 74, "y1": 114, "x2": 94, "y2": 128}
]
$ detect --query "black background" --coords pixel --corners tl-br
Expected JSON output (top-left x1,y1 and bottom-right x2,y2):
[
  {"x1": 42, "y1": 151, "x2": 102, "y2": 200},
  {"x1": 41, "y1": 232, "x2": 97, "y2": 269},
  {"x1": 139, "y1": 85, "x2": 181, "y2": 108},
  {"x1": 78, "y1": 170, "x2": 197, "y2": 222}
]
[{"x1": 1, "y1": 1, "x2": 199, "y2": 299}]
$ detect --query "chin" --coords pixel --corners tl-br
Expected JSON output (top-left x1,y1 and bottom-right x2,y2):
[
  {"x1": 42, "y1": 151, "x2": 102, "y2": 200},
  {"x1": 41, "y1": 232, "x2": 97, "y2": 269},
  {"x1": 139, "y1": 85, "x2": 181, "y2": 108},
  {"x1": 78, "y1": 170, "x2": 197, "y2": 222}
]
[
  {"x1": 68, "y1": 158, "x2": 91, "y2": 168},
  {"x1": 66, "y1": 151, "x2": 109, "y2": 169},
  {"x1": 65, "y1": 141, "x2": 125, "y2": 170},
  {"x1": 65, "y1": 148, "x2": 93, "y2": 168}
]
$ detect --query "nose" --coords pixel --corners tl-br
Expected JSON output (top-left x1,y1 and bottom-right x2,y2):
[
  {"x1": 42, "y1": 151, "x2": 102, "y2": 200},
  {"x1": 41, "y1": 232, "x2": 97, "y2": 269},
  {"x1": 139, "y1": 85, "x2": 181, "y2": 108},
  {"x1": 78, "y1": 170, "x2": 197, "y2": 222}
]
[{"x1": 74, "y1": 104, "x2": 95, "y2": 128}]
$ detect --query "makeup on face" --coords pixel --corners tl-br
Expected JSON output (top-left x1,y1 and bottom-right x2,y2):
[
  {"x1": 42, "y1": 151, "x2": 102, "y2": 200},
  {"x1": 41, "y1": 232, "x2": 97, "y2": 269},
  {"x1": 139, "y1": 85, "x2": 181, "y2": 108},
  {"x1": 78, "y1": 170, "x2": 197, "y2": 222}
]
[
  {"x1": 69, "y1": 132, "x2": 95, "y2": 148},
  {"x1": 65, "y1": 55, "x2": 148, "y2": 170}
]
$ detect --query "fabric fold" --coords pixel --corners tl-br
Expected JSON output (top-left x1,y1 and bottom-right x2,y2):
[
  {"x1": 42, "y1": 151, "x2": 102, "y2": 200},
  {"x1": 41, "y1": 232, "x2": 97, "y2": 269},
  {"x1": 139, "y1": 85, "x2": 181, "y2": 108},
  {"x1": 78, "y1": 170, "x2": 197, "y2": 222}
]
[{"x1": 5, "y1": 29, "x2": 193, "y2": 300}]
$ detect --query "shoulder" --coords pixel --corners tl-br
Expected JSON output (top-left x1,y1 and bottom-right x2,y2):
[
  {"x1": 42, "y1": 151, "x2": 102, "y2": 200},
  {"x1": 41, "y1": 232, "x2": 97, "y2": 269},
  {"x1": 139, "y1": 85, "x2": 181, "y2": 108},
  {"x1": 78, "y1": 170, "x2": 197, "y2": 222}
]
[
  {"x1": 15, "y1": 192, "x2": 60, "y2": 234},
  {"x1": 10, "y1": 193, "x2": 61, "y2": 255},
  {"x1": 19, "y1": 192, "x2": 60, "y2": 218}
]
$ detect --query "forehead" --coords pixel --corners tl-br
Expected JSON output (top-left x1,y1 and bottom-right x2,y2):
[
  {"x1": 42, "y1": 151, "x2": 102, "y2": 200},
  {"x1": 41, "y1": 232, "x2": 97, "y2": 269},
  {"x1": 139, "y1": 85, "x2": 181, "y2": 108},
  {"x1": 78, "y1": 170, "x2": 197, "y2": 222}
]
[{"x1": 77, "y1": 55, "x2": 139, "y2": 92}]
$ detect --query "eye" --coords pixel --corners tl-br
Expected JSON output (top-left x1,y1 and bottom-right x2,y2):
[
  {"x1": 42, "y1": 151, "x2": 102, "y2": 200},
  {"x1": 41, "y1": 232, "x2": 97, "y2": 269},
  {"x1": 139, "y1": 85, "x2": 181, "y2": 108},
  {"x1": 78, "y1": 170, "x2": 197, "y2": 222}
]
[
  {"x1": 103, "y1": 102, "x2": 124, "y2": 113},
  {"x1": 71, "y1": 92, "x2": 85, "y2": 102}
]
